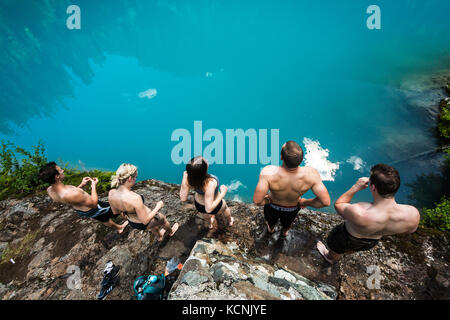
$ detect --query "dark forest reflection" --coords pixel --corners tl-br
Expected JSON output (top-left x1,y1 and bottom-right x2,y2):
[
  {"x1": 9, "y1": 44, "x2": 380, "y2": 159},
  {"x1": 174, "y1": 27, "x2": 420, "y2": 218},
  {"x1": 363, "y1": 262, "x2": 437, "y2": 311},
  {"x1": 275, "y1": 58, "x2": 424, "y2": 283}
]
[
  {"x1": 1, "y1": 0, "x2": 447, "y2": 133},
  {"x1": 0, "y1": 0, "x2": 230, "y2": 132},
  {"x1": 407, "y1": 160, "x2": 450, "y2": 209}
]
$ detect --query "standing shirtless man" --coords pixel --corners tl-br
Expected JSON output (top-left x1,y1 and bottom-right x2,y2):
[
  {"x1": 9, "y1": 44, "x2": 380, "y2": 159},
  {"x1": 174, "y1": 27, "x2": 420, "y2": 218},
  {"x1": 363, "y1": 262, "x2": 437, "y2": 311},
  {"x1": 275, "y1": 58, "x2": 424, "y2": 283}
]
[
  {"x1": 317, "y1": 163, "x2": 420, "y2": 263},
  {"x1": 253, "y1": 141, "x2": 331, "y2": 238},
  {"x1": 39, "y1": 162, "x2": 128, "y2": 233}
]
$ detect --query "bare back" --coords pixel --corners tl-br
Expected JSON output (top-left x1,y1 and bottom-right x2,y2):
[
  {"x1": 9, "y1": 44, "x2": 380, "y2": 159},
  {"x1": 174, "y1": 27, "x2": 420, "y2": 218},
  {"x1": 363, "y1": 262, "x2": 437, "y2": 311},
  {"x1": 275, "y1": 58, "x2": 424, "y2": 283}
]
[
  {"x1": 257, "y1": 165, "x2": 324, "y2": 206},
  {"x1": 108, "y1": 188, "x2": 151, "y2": 224},
  {"x1": 47, "y1": 185, "x2": 95, "y2": 212},
  {"x1": 180, "y1": 171, "x2": 221, "y2": 206},
  {"x1": 344, "y1": 202, "x2": 420, "y2": 239}
]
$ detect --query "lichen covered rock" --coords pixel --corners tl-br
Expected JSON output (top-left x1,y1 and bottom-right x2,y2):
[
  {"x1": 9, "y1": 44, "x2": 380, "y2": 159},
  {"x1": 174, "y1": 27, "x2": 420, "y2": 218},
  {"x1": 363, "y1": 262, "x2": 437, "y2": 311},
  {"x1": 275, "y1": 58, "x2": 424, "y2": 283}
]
[
  {"x1": 0, "y1": 179, "x2": 448, "y2": 300},
  {"x1": 169, "y1": 239, "x2": 337, "y2": 300}
]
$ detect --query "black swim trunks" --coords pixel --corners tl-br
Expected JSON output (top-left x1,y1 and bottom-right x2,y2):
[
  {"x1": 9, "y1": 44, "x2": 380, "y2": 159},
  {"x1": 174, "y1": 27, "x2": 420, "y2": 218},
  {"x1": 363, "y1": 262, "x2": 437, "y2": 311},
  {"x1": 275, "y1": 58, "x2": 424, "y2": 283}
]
[
  {"x1": 264, "y1": 203, "x2": 300, "y2": 230},
  {"x1": 128, "y1": 219, "x2": 149, "y2": 230},
  {"x1": 326, "y1": 223, "x2": 380, "y2": 254},
  {"x1": 75, "y1": 200, "x2": 116, "y2": 223},
  {"x1": 194, "y1": 199, "x2": 223, "y2": 215}
]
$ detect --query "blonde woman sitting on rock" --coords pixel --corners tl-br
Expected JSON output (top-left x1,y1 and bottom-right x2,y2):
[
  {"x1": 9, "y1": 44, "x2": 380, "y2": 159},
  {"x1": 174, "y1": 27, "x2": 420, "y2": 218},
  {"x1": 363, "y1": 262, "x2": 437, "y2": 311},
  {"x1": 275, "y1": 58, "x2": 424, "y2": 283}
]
[{"x1": 108, "y1": 163, "x2": 178, "y2": 241}]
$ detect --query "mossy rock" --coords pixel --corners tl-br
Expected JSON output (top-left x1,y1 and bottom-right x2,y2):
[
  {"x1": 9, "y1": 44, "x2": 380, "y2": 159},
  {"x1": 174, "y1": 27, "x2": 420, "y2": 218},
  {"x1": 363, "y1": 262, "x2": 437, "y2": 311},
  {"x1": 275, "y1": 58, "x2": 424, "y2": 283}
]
[
  {"x1": 417, "y1": 226, "x2": 449, "y2": 238},
  {"x1": 391, "y1": 237, "x2": 426, "y2": 264},
  {"x1": 0, "y1": 230, "x2": 39, "y2": 264}
]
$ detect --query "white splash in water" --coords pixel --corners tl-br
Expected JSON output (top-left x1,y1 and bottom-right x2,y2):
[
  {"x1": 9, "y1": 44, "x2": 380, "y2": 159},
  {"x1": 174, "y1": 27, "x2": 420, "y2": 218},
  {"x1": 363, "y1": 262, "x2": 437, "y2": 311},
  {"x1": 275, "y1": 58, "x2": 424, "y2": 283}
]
[
  {"x1": 226, "y1": 180, "x2": 247, "y2": 192},
  {"x1": 138, "y1": 88, "x2": 157, "y2": 99},
  {"x1": 78, "y1": 160, "x2": 87, "y2": 171},
  {"x1": 303, "y1": 138, "x2": 340, "y2": 181},
  {"x1": 206, "y1": 68, "x2": 225, "y2": 78},
  {"x1": 346, "y1": 156, "x2": 366, "y2": 172},
  {"x1": 231, "y1": 195, "x2": 243, "y2": 202}
]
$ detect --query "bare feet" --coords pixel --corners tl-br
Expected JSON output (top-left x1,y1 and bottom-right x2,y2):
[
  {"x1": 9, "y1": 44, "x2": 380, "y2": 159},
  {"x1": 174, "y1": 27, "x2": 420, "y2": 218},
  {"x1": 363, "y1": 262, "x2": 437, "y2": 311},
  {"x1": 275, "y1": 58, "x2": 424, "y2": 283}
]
[
  {"x1": 157, "y1": 228, "x2": 166, "y2": 241},
  {"x1": 280, "y1": 229, "x2": 289, "y2": 238},
  {"x1": 182, "y1": 203, "x2": 195, "y2": 210},
  {"x1": 169, "y1": 223, "x2": 179, "y2": 236},
  {"x1": 118, "y1": 221, "x2": 128, "y2": 234},
  {"x1": 316, "y1": 241, "x2": 335, "y2": 264},
  {"x1": 209, "y1": 217, "x2": 215, "y2": 229},
  {"x1": 265, "y1": 221, "x2": 275, "y2": 234},
  {"x1": 228, "y1": 216, "x2": 234, "y2": 227}
]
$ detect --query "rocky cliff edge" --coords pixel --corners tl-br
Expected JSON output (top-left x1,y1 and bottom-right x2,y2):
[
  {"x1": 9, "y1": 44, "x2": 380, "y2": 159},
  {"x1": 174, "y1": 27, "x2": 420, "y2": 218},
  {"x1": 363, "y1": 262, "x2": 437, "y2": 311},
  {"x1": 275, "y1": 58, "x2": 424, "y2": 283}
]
[{"x1": 0, "y1": 179, "x2": 448, "y2": 300}]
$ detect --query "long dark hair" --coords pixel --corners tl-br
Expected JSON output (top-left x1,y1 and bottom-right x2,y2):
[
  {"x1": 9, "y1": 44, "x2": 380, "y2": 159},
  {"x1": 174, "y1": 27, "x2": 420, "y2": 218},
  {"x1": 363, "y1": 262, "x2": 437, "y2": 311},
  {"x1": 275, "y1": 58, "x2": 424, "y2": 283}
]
[{"x1": 186, "y1": 156, "x2": 211, "y2": 191}]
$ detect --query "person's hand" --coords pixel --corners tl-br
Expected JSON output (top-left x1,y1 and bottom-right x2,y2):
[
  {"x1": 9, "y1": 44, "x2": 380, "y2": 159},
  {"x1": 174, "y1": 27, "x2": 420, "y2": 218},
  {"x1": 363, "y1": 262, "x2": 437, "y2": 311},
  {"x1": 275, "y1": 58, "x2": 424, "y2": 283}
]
[
  {"x1": 91, "y1": 177, "x2": 99, "y2": 185},
  {"x1": 220, "y1": 185, "x2": 228, "y2": 196},
  {"x1": 264, "y1": 194, "x2": 272, "y2": 205},
  {"x1": 157, "y1": 200, "x2": 164, "y2": 208},
  {"x1": 81, "y1": 177, "x2": 91, "y2": 186},
  {"x1": 298, "y1": 198, "x2": 308, "y2": 208},
  {"x1": 353, "y1": 177, "x2": 369, "y2": 191},
  {"x1": 182, "y1": 202, "x2": 194, "y2": 210}
]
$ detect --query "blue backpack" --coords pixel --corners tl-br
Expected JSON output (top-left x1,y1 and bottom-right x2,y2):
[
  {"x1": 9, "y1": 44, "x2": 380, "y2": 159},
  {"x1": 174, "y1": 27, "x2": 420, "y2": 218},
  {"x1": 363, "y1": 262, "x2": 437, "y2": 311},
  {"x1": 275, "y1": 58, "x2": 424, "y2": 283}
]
[{"x1": 133, "y1": 274, "x2": 166, "y2": 300}]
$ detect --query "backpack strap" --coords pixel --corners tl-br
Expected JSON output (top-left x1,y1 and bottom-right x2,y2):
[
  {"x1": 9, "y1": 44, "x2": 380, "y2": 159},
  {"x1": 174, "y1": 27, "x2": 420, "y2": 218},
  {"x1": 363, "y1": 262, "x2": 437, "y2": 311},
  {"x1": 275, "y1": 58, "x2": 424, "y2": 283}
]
[{"x1": 133, "y1": 275, "x2": 149, "y2": 297}]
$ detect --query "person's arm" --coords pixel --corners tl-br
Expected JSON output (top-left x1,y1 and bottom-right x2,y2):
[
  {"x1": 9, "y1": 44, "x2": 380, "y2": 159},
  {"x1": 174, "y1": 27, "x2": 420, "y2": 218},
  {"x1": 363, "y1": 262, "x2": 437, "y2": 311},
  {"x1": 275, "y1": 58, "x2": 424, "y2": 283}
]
[
  {"x1": 180, "y1": 171, "x2": 190, "y2": 202},
  {"x1": 204, "y1": 180, "x2": 227, "y2": 213},
  {"x1": 65, "y1": 187, "x2": 96, "y2": 207},
  {"x1": 334, "y1": 177, "x2": 369, "y2": 217},
  {"x1": 407, "y1": 206, "x2": 421, "y2": 234},
  {"x1": 88, "y1": 177, "x2": 99, "y2": 206},
  {"x1": 253, "y1": 167, "x2": 271, "y2": 206},
  {"x1": 299, "y1": 169, "x2": 331, "y2": 208},
  {"x1": 67, "y1": 178, "x2": 97, "y2": 207},
  {"x1": 135, "y1": 195, "x2": 164, "y2": 225}
]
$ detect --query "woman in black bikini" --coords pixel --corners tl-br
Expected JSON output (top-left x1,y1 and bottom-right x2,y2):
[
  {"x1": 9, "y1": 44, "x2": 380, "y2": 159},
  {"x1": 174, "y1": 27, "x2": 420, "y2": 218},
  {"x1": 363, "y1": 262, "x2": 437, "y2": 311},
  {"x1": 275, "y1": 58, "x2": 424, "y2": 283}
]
[
  {"x1": 108, "y1": 163, "x2": 178, "y2": 241},
  {"x1": 180, "y1": 156, "x2": 233, "y2": 229}
]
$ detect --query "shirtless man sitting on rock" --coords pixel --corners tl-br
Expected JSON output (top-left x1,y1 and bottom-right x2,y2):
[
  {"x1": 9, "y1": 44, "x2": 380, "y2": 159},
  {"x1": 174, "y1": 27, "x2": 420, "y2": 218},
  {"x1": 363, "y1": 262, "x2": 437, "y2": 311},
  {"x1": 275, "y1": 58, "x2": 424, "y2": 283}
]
[
  {"x1": 253, "y1": 141, "x2": 331, "y2": 238},
  {"x1": 39, "y1": 162, "x2": 128, "y2": 234},
  {"x1": 317, "y1": 163, "x2": 420, "y2": 263}
]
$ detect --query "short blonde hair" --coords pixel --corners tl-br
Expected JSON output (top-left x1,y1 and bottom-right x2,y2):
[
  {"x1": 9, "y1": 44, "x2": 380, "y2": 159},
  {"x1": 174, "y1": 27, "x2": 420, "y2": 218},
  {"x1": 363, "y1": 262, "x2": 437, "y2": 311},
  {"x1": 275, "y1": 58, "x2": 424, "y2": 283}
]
[{"x1": 111, "y1": 163, "x2": 138, "y2": 188}]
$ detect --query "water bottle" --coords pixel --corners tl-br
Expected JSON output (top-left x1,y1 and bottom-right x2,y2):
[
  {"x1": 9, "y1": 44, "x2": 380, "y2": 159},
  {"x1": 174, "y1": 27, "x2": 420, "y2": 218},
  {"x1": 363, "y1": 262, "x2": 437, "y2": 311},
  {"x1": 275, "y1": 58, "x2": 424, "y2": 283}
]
[{"x1": 166, "y1": 257, "x2": 181, "y2": 274}]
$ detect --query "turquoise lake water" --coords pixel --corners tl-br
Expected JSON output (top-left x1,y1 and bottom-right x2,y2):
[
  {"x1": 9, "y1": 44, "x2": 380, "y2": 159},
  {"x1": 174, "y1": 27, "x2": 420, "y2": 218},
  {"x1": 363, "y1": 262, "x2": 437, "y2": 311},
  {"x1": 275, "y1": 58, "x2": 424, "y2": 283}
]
[{"x1": 1, "y1": 0, "x2": 449, "y2": 208}]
